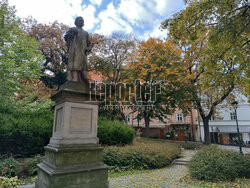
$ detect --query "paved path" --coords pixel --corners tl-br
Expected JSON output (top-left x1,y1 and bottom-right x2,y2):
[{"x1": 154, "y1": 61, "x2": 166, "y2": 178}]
[{"x1": 109, "y1": 150, "x2": 196, "y2": 188}]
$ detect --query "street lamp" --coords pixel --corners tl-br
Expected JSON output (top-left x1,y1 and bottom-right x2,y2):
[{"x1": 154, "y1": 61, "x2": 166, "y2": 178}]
[{"x1": 231, "y1": 100, "x2": 243, "y2": 154}]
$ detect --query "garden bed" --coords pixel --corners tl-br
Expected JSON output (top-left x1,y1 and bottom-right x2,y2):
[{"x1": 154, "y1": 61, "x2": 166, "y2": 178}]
[
  {"x1": 0, "y1": 137, "x2": 181, "y2": 187},
  {"x1": 104, "y1": 137, "x2": 181, "y2": 174}
]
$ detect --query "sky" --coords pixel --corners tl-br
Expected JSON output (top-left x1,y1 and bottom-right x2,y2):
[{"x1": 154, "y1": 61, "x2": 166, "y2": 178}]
[{"x1": 9, "y1": 0, "x2": 185, "y2": 39}]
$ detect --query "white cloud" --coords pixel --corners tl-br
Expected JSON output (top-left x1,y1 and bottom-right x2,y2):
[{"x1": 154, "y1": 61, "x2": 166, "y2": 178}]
[
  {"x1": 89, "y1": 0, "x2": 102, "y2": 7},
  {"x1": 8, "y1": 0, "x2": 184, "y2": 37},
  {"x1": 96, "y1": 3, "x2": 133, "y2": 35},
  {"x1": 117, "y1": 0, "x2": 154, "y2": 27},
  {"x1": 150, "y1": 26, "x2": 168, "y2": 39},
  {"x1": 96, "y1": 0, "x2": 175, "y2": 37},
  {"x1": 82, "y1": 5, "x2": 99, "y2": 30},
  {"x1": 142, "y1": 20, "x2": 168, "y2": 40},
  {"x1": 154, "y1": 0, "x2": 184, "y2": 16},
  {"x1": 8, "y1": 0, "x2": 98, "y2": 30},
  {"x1": 66, "y1": 0, "x2": 84, "y2": 17}
]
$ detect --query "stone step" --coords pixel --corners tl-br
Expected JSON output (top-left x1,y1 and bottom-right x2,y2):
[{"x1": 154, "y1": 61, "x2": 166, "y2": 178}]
[
  {"x1": 173, "y1": 161, "x2": 189, "y2": 165},
  {"x1": 17, "y1": 185, "x2": 35, "y2": 188},
  {"x1": 172, "y1": 159, "x2": 190, "y2": 165},
  {"x1": 174, "y1": 159, "x2": 190, "y2": 162}
]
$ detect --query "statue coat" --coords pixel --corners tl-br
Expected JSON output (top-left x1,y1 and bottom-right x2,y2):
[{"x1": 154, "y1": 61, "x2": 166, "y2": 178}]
[{"x1": 66, "y1": 27, "x2": 91, "y2": 81}]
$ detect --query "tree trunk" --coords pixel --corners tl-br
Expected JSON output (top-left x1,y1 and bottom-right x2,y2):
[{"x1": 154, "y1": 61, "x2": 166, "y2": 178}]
[
  {"x1": 144, "y1": 115, "x2": 150, "y2": 137},
  {"x1": 203, "y1": 118, "x2": 210, "y2": 145}
]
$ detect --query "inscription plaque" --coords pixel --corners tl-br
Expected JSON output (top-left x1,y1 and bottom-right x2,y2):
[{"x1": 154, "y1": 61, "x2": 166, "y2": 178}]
[{"x1": 70, "y1": 107, "x2": 92, "y2": 133}]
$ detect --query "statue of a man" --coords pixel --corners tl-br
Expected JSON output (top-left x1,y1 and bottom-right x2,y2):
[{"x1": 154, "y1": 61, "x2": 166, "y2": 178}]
[{"x1": 64, "y1": 16, "x2": 92, "y2": 83}]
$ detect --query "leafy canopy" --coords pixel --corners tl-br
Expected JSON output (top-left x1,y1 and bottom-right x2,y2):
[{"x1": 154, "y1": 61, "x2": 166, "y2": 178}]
[
  {"x1": 161, "y1": 0, "x2": 249, "y2": 143},
  {"x1": 126, "y1": 38, "x2": 192, "y2": 136},
  {"x1": 0, "y1": 1, "x2": 45, "y2": 109}
]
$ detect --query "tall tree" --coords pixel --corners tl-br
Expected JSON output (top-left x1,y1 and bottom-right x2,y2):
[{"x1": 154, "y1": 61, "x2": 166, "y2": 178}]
[
  {"x1": 89, "y1": 32, "x2": 136, "y2": 83},
  {"x1": 88, "y1": 33, "x2": 136, "y2": 120},
  {"x1": 162, "y1": 0, "x2": 249, "y2": 144},
  {"x1": 127, "y1": 38, "x2": 191, "y2": 137},
  {"x1": 0, "y1": 0, "x2": 44, "y2": 109},
  {"x1": 27, "y1": 21, "x2": 69, "y2": 88}
]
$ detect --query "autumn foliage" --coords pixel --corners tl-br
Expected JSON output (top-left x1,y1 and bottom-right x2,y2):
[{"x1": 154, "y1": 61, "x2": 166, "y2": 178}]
[
  {"x1": 128, "y1": 37, "x2": 184, "y2": 82},
  {"x1": 127, "y1": 38, "x2": 192, "y2": 137}
]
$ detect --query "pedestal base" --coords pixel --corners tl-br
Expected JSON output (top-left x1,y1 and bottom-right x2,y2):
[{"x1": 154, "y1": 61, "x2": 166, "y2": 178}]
[
  {"x1": 35, "y1": 144, "x2": 109, "y2": 188},
  {"x1": 35, "y1": 81, "x2": 108, "y2": 187}
]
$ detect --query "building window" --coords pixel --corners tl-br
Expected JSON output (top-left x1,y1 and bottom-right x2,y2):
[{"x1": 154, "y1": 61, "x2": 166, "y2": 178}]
[
  {"x1": 176, "y1": 113, "x2": 183, "y2": 122},
  {"x1": 93, "y1": 80, "x2": 99, "y2": 85},
  {"x1": 230, "y1": 112, "x2": 236, "y2": 120},
  {"x1": 125, "y1": 114, "x2": 130, "y2": 122}
]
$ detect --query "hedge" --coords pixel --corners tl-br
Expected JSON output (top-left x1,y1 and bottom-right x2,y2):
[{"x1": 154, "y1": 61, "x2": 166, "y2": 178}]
[
  {"x1": 98, "y1": 117, "x2": 135, "y2": 145},
  {"x1": 104, "y1": 138, "x2": 181, "y2": 173},
  {"x1": 0, "y1": 109, "x2": 53, "y2": 157},
  {"x1": 0, "y1": 111, "x2": 134, "y2": 156},
  {"x1": 189, "y1": 146, "x2": 250, "y2": 181}
]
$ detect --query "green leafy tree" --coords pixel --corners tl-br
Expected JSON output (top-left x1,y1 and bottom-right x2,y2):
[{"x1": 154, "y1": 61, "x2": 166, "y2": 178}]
[
  {"x1": 0, "y1": 0, "x2": 44, "y2": 109},
  {"x1": 162, "y1": 0, "x2": 249, "y2": 144}
]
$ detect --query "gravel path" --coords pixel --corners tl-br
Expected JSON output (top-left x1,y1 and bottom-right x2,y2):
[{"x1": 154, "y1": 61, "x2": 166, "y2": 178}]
[
  {"x1": 109, "y1": 150, "x2": 196, "y2": 188},
  {"x1": 217, "y1": 145, "x2": 250, "y2": 154}
]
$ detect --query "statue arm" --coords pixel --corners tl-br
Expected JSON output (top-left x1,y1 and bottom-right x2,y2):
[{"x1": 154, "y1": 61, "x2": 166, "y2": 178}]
[
  {"x1": 64, "y1": 28, "x2": 78, "y2": 49},
  {"x1": 85, "y1": 33, "x2": 92, "y2": 54}
]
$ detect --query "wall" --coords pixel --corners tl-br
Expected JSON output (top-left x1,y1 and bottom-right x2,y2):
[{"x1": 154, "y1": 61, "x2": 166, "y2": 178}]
[{"x1": 128, "y1": 108, "x2": 200, "y2": 141}]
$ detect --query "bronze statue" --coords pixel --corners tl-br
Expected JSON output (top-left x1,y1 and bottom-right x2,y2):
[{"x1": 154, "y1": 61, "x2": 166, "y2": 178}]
[{"x1": 64, "y1": 16, "x2": 92, "y2": 83}]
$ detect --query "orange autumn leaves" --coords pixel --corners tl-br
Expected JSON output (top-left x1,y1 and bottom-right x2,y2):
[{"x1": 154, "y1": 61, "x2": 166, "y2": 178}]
[{"x1": 127, "y1": 38, "x2": 186, "y2": 83}]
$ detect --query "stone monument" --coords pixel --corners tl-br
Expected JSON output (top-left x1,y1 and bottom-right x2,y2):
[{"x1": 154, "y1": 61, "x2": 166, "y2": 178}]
[{"x1": 35, "y1": 17, "x2": 109, "y2": 188}]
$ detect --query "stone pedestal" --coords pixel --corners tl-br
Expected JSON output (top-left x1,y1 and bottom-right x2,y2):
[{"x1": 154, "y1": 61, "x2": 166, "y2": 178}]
[{"x1": 35, "y1": 81, "x2": 108, "y2": 188}]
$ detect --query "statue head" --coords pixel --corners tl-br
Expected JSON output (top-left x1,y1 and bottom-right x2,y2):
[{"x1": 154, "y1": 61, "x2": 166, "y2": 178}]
[{"x1": 75, "y1": 16, "x2": 84, "y2": 28}]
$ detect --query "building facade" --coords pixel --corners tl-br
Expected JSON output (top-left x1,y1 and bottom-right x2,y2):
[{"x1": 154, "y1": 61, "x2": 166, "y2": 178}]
[
  {"x1": 89, "y1": 72, "x2": 201, "y2": 141},
  {"x1": 199, "y1": 94, "x2": 250, "y2": 145},
  {"x1": 125, "y1": 108, "x2": 200, "y2": 141}
]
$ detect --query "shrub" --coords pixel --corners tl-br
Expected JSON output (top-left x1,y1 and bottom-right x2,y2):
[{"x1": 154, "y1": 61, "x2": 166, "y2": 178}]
[
  {"x1": 0, "y1": 176, "x2": 20, "y2": 188},
  {"x1": 0, "y1": 176, "x2": 36, "y2": 188},
  {"x1": 103, "y1": 138, "x2": 181, "y2": 173},
  {"x1": 0, "y1": 156, "x2": 21, "y2": 178},
  {"x1": 0, "y1": 111, "x2": 134, "y2": 156},
  {"x1": 0, "y1": 109, "x2": 53, "y2": 157},
  {"x1": 98, "y1": 117, "x2": 135, "y2": 145},
  {"x1": 238, "y1": 154, "x2": 250, "y2": 178},
  {"x1": 180, "y1": 142, "x2": 203, "y2": 150},
  {"x1": 189, "y1": 146, "x2": 250, "y2": 181},
  {"x1": 19, "y1": 155, "x2": 44, "y2": 177},
  {"x1": 0, "y1": 155, "x2": 44, "y2": 179}
]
